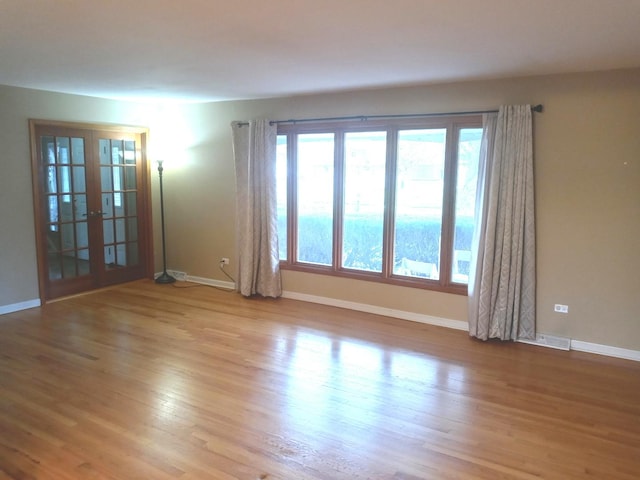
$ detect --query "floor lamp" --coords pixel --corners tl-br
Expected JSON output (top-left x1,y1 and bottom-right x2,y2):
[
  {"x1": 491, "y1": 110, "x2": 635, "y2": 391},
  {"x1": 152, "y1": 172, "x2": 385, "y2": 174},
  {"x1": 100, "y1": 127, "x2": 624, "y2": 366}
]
[{"x1": 155, "y1": 160, "x2": 176, "y2": 284}]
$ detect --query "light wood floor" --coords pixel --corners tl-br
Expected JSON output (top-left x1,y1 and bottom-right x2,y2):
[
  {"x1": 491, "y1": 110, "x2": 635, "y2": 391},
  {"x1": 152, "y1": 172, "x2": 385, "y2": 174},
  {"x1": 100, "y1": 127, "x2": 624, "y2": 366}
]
[{"x1": 1, "y1": 280, "x2": 639, "y2": 480}]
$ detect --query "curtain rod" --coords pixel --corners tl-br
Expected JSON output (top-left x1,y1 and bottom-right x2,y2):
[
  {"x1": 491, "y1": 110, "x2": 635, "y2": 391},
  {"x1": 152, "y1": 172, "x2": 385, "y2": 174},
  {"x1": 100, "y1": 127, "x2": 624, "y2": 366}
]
[{"x1": 237, "y1": 104, "x2": 543, "y2": 127}]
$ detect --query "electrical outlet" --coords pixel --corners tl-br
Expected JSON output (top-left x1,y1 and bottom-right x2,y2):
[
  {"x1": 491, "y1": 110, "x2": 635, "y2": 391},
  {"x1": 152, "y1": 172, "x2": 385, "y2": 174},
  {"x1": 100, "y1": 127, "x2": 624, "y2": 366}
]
[
  {"x1": 220, "y1": 257, "x2": 230, "y2": 265},
  {"x1": 554, "y1": 304, "x2": 569, "y2": 314}
]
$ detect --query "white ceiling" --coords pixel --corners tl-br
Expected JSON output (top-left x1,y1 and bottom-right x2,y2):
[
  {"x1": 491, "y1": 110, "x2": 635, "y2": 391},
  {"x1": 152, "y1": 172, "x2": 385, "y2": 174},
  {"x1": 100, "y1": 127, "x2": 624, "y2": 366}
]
[{"x1": 1, "y1": 0, "x2": 640, "y2": 103}]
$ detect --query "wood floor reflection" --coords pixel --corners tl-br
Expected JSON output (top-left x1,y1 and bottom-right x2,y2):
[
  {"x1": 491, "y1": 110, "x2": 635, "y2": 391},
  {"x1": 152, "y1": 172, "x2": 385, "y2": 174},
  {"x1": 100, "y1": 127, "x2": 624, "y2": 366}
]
[{"x1": 0, "y1": 280, "x2": 638, "y2": 479}]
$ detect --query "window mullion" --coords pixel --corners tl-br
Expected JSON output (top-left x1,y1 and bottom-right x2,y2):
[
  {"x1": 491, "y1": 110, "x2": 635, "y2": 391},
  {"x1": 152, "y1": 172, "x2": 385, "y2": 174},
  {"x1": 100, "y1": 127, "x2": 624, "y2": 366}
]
[
  {"x1": 383, "y1": 128, "x2": 398, "y2": 278},
  {"x1": 440, "y1": 123, "x2": 458, "y2": 286}
]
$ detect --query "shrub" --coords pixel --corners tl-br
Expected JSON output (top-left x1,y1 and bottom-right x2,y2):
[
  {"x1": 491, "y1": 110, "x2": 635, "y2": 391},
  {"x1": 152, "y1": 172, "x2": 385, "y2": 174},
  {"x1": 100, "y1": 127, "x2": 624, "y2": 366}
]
[{"x1": 291, "y1": 214, "x2": 475, "y2": 271}]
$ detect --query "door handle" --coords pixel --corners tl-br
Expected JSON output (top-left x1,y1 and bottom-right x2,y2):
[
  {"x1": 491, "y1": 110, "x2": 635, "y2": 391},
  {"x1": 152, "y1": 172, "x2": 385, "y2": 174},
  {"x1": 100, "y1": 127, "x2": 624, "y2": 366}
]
[{"x1": 83, "y1": 211, "x2": 105, "y2": 218}]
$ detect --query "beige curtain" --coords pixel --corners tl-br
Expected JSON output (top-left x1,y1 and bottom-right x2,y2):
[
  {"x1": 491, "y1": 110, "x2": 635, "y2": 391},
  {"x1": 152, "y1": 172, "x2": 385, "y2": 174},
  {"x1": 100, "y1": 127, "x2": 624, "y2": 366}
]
[
  {"x1": 468, "y1": 105, "x2": 536, "y2": 341},
  {"x1": 231, "y1": 119, "x2": 282, "y2": 297}
]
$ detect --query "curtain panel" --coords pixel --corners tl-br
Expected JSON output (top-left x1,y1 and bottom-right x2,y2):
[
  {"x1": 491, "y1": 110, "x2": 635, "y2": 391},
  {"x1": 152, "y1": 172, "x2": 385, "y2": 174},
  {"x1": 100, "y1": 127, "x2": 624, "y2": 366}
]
[
  {"x1": 468, "y1": 105, "x2": 536, "y2": 341},
  {"x1": 231, "y1": 119, "x2": 282, "y2": 298}
]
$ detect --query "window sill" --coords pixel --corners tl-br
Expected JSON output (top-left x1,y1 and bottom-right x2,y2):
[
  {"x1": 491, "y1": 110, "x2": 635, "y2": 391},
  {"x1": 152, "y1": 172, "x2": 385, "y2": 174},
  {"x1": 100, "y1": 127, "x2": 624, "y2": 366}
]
[{"x1": 280, "y1": 262, "x2": 468, "y2": 296}]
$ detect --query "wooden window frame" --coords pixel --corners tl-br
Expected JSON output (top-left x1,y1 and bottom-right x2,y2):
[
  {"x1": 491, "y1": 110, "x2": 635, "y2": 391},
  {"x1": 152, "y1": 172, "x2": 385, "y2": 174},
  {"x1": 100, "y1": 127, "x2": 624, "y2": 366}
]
[{"x1": 277, "y1": 115, "x2": 482, "y2": 296}]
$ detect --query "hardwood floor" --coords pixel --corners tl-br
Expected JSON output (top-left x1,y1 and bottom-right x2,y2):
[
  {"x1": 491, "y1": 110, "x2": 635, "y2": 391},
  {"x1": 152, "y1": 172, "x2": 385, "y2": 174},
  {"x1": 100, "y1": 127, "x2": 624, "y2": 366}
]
[{"x1": 1, "y1": 280, "x2": 639, "y2": 479}]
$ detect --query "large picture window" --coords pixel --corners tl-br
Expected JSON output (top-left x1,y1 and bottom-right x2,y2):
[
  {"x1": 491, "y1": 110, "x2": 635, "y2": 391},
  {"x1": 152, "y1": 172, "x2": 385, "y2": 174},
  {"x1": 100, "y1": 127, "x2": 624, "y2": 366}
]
[{"x1": 276, "y1": 116, "x2": 483, "y2": 294}]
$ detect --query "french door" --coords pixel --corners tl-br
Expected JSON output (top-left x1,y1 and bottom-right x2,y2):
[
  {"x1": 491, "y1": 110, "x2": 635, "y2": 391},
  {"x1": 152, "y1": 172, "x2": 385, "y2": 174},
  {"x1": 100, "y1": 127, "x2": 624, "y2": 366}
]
[{"x1": 30, "y1": 121, "x2": 153, "y2": 301}]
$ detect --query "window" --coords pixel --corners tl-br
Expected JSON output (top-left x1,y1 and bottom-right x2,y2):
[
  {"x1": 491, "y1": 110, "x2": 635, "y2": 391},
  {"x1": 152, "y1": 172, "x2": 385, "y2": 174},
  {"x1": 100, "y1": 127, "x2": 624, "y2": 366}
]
[
  {"x1": 296, "y1": 133, "x2": 335, "y2": 265},
  {"x1": 343, "y1": 131, "x2": 386, "y2": 273},
  {"x1": 276, "y1": 116, "x2": 482, "y2": 294}
]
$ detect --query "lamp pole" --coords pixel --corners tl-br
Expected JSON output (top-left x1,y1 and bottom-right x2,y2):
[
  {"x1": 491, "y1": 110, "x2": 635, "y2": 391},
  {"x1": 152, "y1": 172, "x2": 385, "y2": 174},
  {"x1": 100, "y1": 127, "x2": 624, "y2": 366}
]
[{"x1": 155, "y1": 160, "x2": 175, "y2": 284}]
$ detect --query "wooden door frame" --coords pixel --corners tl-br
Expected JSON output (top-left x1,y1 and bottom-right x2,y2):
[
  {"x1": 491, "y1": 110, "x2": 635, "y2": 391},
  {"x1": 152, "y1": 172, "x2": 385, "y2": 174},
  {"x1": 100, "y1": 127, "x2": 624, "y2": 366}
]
[{"x1": 29, "y1": 119, "x2": 155, "y2": 303}]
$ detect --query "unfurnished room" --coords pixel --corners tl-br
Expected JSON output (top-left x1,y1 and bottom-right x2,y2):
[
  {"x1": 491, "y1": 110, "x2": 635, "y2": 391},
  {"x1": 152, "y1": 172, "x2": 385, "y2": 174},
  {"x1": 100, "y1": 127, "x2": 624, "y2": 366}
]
[{"x1": 1, "y1": 1, "x2": 639, "y2": 479}]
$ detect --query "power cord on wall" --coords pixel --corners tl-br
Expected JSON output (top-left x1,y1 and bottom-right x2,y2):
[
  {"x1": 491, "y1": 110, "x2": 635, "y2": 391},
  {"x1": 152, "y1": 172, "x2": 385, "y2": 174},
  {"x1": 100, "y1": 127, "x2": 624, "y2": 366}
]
[{"x1": 218, "y1": 259, "x2": 236, "y2": 284}]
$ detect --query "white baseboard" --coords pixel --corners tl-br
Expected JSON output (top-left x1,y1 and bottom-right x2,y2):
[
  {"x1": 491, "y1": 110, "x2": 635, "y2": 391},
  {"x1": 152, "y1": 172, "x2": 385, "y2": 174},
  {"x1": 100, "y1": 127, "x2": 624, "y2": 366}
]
[
  {"x1": 279, "y1": 291, "x2": 640, "y2": 362},
  {"x1": 281, "y1": 291, "x2": 469, "y2": 331},
  {"x1": 0, "y1": 298, "x2": 41, "y2": 315},
  {"x1": 156, "y1": 270, "x2": 235, "y2": 290},
  {"x1": 5, "y1": 278, "x2": 638, "y2": 362},
  {"x1": 160, "y1": 274, "x2": 640, "y2": 362},
  {"x1": 570, "y1": 340, "x2": 640, "y2": 362},
  {"x1": 186, "y1": 274, "x2": 235, "y2": 290}
]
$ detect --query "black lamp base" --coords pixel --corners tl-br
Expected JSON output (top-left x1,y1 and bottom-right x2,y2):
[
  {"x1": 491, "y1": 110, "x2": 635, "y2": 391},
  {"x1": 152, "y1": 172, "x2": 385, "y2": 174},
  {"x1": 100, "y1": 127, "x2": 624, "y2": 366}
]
[{"x1": 155, "y1": 271, "x2": 176, "y2": 284}]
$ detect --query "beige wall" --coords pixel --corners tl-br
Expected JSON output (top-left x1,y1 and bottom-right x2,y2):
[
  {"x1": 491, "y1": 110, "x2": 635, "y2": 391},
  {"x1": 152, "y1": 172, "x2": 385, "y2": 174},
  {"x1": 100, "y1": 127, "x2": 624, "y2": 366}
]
[{"x1": 1, "y1": 68, "x2": 639, "y2": 351}]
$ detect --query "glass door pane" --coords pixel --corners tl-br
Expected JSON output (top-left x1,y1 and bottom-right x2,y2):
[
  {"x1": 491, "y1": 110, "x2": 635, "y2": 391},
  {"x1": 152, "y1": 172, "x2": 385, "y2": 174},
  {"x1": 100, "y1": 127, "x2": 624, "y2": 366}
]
[
  {"x1": 99, "y1": 138, "x2": 140, "y2": 270},
  {"x1": 42, "y1": 135, "x2": 90, "y2": 281}
]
